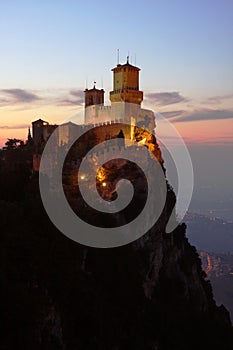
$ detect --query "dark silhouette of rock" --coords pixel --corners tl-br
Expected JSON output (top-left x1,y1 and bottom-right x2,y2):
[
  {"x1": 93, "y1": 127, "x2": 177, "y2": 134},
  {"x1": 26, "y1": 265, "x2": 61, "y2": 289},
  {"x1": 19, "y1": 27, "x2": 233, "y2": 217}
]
[{"x1": 0, "y1": 127, "x2": 233, "y2": 350}]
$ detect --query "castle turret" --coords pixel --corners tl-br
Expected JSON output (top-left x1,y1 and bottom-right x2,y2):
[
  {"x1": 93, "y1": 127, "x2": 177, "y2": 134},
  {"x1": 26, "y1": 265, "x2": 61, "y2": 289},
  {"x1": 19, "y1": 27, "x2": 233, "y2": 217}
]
[
  {"x1": 32, "y1": 119, "x2": 48, "y2": 146},
  {"x1": 84, "y1": 82, "x2": 105, "y2": 108},
  {"x1": 110, "y1": 57, "x2": 143, "y2": 105}
]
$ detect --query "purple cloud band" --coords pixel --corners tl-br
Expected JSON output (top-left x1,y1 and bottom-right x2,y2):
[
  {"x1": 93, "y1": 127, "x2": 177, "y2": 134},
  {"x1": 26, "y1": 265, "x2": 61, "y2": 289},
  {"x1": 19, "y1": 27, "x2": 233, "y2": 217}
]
[{"x1": 0, "y1": 88, "x2": 84, "y2": 107}]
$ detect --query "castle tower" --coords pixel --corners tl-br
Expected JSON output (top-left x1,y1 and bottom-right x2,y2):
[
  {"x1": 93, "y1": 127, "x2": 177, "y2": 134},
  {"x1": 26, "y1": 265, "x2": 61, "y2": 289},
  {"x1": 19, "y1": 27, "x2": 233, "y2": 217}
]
[
  {"x1": 32, "y1": 118, "x2": 49, "y2": 146},
  {"x1": 84, "y1": 82, "x2": 105, "y2": 108},
  {"x1": 110, "y1": 57, "x2": 143, "y2": 105}
]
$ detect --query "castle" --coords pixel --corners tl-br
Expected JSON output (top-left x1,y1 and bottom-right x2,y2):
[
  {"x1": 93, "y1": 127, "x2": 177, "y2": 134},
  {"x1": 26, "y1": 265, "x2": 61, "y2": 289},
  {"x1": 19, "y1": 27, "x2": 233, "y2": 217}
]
[
  {"x1": 32, "y1": 58, "x2": 156, "y2": 147},
  {"x1": 84, "y1": 57, "x2": 155, "y2": 131}
]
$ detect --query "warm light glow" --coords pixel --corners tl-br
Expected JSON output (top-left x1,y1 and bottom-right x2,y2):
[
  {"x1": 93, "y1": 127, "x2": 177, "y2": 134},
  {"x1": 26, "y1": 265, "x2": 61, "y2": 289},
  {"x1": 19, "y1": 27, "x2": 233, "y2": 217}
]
[
  {"x1": 138, "y1": 137, "x2": 147, "y2": 145},
  {"x1": 102, "y1": 182, "x2": 107, "y2": 187},
  {"x1": 97, "y1": 167, "x2": 105, "y2": 181},
  {"x1": 80, "y1": 175, "x2": 85, "y2": 180}
]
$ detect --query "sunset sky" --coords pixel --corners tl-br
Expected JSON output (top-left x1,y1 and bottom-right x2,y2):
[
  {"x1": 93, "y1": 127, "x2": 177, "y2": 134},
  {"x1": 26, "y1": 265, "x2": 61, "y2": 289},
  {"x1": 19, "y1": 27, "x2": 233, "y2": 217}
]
[{"x1": 0, "y1": 0, "x2": 232, "y2": 147}]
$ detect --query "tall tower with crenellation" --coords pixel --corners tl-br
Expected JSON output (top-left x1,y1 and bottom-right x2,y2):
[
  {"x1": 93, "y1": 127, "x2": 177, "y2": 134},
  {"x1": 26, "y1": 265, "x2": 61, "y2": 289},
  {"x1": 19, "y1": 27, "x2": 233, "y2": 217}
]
[
  {"x1": 84, "y1": 58, "x2": 155, "y2": 133},
  {"x1": 109, "y1": 56, "x2": 143, "y2": 105}
]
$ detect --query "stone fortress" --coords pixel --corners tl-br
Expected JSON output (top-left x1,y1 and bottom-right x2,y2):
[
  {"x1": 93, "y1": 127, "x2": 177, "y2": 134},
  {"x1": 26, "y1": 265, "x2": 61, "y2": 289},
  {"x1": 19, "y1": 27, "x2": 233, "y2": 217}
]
[
  {"x1": 32, "y1": 57, "x2": 156, "y2": 148},
  {"x1": 84, "y1": 56, "x2": 155, "y2": 132},
  {"x1": 31, "y1": 58, "x2": 163, "y2": 173}
]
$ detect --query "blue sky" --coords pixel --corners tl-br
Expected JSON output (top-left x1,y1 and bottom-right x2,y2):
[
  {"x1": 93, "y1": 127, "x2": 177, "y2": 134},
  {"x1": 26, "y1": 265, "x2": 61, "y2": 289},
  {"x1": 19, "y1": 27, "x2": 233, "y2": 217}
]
[{"x1": 0, "y1": 0, "x2": 232, "y2": 96}]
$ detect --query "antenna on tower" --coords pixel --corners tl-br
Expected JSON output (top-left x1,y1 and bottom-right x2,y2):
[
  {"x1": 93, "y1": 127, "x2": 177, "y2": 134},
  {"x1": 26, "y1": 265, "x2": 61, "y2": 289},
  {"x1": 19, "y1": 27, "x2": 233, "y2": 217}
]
[
  {"x1": 117, "y1": 49, "x2": 120, "y2": 65},
  {"x1": 134, "y1": 53, "x2": 136, "y2": 66}
]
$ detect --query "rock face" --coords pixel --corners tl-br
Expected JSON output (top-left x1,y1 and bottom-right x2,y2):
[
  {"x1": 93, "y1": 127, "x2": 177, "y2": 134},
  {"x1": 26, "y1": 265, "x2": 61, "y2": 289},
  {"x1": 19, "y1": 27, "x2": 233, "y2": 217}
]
[{"x1": 1, "y1": 130, "x2": 233, "y2": 350}]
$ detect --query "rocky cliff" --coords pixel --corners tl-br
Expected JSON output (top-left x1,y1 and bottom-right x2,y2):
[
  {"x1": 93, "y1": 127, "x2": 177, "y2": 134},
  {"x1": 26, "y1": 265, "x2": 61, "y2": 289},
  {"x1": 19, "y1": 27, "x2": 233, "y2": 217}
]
[{"x1": 0, "y1": 129, "x2": 233, "y2": 350}]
